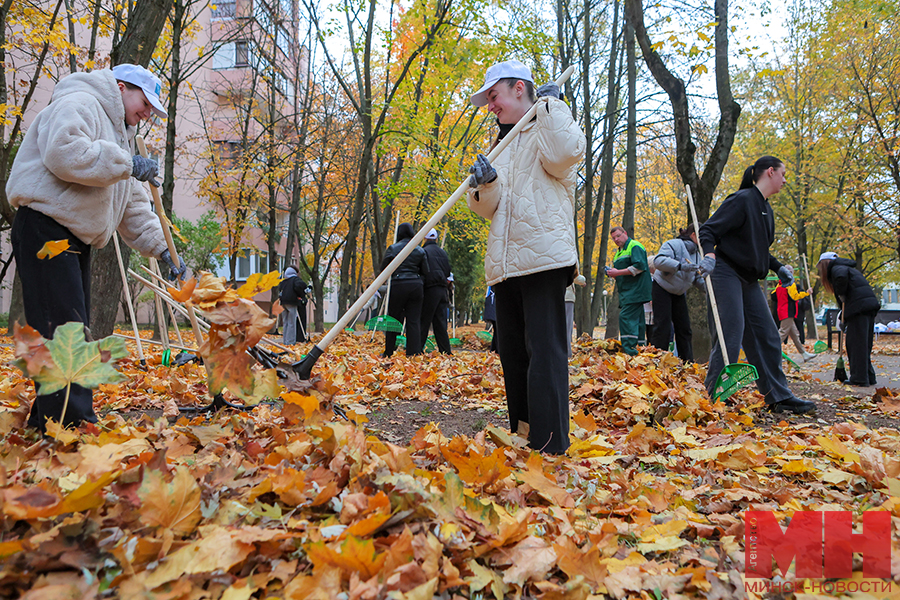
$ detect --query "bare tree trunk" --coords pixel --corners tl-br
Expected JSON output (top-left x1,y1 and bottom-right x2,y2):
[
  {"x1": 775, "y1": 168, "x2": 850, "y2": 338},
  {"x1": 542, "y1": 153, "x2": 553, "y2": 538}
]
[
  {"x1": 622, "y1": 21, "x2": 636, "y2": 234},
  {"x1": 624, "y1": 0, "x2": 740, "y2": 221},
  {"x1": 591, "y1": 0, "x2": 622, "y2": 331}
]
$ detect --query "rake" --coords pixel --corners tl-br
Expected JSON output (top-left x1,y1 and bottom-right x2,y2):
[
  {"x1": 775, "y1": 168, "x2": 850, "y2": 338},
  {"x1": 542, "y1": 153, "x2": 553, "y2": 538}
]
[
  {"x1": 782, "y1": 351, "x2": 802, "y2": 372},
  {"x1": 686, "y1": 185, "x2": 758, "y2": 403},
  {"x1": 287, "y1": 66, "x2": 577, "y2": 380},
  {"x1": 365, "y1": 315, "x2": 404, "y2": 333}
]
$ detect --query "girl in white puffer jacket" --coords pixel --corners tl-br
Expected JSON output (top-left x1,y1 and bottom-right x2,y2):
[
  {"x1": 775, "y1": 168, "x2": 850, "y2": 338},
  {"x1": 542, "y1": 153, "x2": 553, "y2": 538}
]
[{"x1": 466, "y1": 60, "x2": 585, "y2": 455}]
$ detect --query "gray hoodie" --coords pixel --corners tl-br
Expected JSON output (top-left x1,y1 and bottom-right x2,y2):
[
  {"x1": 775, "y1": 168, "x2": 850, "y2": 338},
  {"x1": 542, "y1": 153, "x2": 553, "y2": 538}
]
[
  {"x1": 652, "y1": 238, "x2": 705, "y2": 295},
  {"x1": 7, "y1": 69, "x2": 166, "y2": 257}
]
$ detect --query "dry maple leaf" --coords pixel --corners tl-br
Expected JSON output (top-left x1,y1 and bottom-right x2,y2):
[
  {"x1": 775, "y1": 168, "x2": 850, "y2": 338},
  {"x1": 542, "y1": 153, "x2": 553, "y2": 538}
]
[
  {"x1": 137, "y1": 467, "x2": 201, "y2": 538},
  {"x1": 36, "y1": 239, "x2": 71, "y2": 260},
  {"x1": 12, "y1": 323, "x2": 55, "y2": 378},
  {"x1": 236, "y1": 271, "x2": 281, "y2": 298},
  {"x1": 166, "y1": 277, "x2": 197, "y2": 303}
]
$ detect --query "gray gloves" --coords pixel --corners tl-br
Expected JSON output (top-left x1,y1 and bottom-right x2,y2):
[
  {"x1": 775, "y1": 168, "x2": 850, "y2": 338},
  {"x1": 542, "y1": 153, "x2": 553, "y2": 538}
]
[
  {"x1": 536, "y1": 83, "x2": 563, "y2": 100},
  {"x1": 132, "y1": 155, "x2": 159, "y2": 187},
  {"x1": 160, "y1": 249, "x2": 187, "y2": 281},
  {"x1": 777, "y1": 265, "x2": 794, "y2": 286},
  {"x1": 679, "y1": 260, "x2": 699, "y2": 272},
  {"x1": 699, "y1": 255, "x2": 716, "y2": 276},
  {"x1": 468, "y1": 153, "x2": 497, "y2": 188}
]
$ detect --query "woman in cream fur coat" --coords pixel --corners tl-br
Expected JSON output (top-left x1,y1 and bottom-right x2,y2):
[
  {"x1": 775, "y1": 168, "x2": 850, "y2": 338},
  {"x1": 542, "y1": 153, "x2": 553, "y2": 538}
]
[{"x1": 7, "y1": 64, "x2": 184, "y2": 432}]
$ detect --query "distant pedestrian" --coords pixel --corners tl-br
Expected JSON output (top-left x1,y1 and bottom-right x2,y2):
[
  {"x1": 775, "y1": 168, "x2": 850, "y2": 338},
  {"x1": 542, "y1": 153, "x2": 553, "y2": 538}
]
[
  {"x1": 771, "y1": 265, "x2": 815, "y2": 362},
  {"x1": 698, "y1": 155, "x2": 816, "y2": 414},
  {"x1": 380, "y1": 222, "x2": 429, "y2": 356},
  {"x1": 484, "y1": 286, "x2": 498, "y2": 352},
  {"x1": 279, "y1": 265, "x2": 309, "y2": 344},
  {"x1": 817, "y1": 252, "x2": 880, "y2": 386},
  {"x1": 650, "y1": 225, "x2": 704, "y2": 362},
  {"x1": 564, "y1": 271, "x2": 587, "y2": 358},
  {"x1": 419, "y1": 228, "x2": 452, "y2": 354},
  {"x1": 606, "y1": 226, "x2": 652, "y2": 355}
]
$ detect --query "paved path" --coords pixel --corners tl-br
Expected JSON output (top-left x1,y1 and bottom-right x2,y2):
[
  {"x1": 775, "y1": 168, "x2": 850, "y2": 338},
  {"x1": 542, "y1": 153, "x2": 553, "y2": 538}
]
[{"x1": 780, "y1": 346, "x2": 900, "y2": 393}]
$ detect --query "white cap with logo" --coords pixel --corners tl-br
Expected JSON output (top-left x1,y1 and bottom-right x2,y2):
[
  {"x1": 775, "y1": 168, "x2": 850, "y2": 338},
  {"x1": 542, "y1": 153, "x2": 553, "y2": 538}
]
[
  {"x1": 112, "y1": 64, "x2": 167, "y2": 119},
  {"x1": 425, "y1": 228, "x2": 438, "y2": 240},
  {"x1": 470, "y1": 59, "x2": 533, "y2": 107},
  {"x1": 818, "y1": 251, "x2": 839, "y2": 263}
]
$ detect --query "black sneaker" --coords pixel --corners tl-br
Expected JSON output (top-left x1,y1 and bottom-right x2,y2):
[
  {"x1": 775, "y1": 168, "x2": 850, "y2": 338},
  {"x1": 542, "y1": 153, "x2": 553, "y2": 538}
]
[{"x1": 768, "y1": 397, "x2": 817, "y2": 414}]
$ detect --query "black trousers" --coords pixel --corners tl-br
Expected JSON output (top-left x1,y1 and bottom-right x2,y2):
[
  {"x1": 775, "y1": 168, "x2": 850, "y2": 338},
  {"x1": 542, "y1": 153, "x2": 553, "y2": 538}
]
[
  {"x1": 420, "y1": 285, "x2": 451, "y2": 354},
  {"x1": 650, "y1": 281, "x2": 694, "y2": 362},
  {"x1": 493, "y1": 267, "x2": 570, "y2": 455},
  {"x1": 794, "y1": 313, "x2": 806, "y2": 344},
  {"x1": 298, "y1": 302, "x2": 308, "y2": 342},
  {"x1": 845, "y1": 312, "x2": 876, "y2": 385},
  {"x1": 384, "y1": 278, "x2": 424, "y2": 356},
  {"x1": 12, "y1": 206, "x2": 97, "y2": 431}
]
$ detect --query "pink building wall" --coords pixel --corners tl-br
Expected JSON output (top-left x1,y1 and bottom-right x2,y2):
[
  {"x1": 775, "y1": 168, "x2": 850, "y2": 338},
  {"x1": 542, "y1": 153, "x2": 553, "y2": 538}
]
[{"x1": 1, "y1": 0, "x2": 340, "y2": 325}]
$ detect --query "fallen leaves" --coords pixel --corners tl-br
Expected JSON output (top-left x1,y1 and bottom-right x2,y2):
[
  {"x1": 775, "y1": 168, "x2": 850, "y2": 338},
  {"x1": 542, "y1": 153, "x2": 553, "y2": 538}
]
[{"x1": 0, "y1": 328, "x2": 898, "y2": 599}]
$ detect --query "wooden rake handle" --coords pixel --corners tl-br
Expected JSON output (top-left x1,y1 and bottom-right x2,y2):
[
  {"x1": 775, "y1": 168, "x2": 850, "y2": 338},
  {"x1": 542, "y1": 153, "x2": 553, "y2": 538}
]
[
  {"x1": 135, "y1": 135, "x2": 180, "y2": 265},
  {"x1": 134, "y1": 135, "x2": 204, "y2": 346}
]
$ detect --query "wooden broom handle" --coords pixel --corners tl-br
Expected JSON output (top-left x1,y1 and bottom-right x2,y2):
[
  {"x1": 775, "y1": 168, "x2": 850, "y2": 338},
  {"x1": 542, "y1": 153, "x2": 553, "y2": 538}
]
[{"x1": 135, "y1": 135, "x2": 180, "y2": 265}]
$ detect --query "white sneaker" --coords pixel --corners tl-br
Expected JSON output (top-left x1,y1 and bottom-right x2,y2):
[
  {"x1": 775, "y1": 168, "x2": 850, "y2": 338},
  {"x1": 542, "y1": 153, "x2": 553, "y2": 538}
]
[{"x1": 802, "y1": 351, "x2": 816, "y2": 362}]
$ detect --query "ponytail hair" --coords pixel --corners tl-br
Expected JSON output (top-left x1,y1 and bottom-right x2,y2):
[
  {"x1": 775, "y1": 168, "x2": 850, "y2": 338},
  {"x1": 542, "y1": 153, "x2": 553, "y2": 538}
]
[
  {"x1": 817, "y1": 259, "x2": 834, "y2": 294},
  {"x1": 677, "y1": 224, "x2": 695, "y2": 241},
  {"x1": 739, "y1": 155, "x2": 784, "y2": 190}
]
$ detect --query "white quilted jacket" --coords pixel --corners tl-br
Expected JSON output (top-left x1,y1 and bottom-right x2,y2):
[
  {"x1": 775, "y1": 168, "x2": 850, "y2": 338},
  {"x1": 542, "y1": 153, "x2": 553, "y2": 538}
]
[{"x1": 466, "y1": 97, "x2": 585, "y2": 286}]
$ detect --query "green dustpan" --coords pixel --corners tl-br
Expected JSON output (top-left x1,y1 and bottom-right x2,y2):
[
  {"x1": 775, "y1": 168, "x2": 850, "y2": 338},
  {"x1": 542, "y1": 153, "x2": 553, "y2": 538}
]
[
  {"x1": 712, "y1": 363, "x2": 759, "y2": 403},
  {"x1": 782, "y1": 351, "x2": 802, "y2": 371},
  {"x1": 425, "y1": 336, "x2": 436, "y2": 351},
  {"x1": 365, "y1": 315, "x2": 404, "y2": 332},
  {"x1": 449, "y1": 337, "x2": 462, "y2": 347},
  {"x1": 476, "y1": 330, "x2": 493, "y2": 342},
  {"x1": 813, "y1": 340, "x2": 828, "y2": 353}
]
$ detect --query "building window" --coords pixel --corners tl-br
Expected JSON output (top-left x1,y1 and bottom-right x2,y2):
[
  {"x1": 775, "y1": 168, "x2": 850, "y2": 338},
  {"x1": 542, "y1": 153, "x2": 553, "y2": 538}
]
[
  {"x1": 235, "y1": 41, "x2": 250, "y2": 66},
  {"x1": 236, "y1": 253, "x2": 251, "y2": 279},
  {"x1": 212, "y1": 0, "x2": 236, "y2": 18},
  {"x1": 213, "y1": 42, "x2": 235, "y2": 70}
]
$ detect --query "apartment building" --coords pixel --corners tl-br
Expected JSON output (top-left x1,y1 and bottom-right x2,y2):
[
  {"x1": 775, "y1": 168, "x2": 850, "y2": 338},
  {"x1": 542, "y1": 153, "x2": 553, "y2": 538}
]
[{"x1": 2, "y1": 0, "x2": 340, "y2": 324}]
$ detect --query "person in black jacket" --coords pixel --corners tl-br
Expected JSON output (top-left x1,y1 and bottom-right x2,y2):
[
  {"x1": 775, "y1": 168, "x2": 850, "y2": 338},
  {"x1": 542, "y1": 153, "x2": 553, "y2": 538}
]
[
  {"x1": 817, "y1": 252, "x2": 880, "y2": 386},
  {"x1": 380, "y1": 222, "x2": 429, "y2": 356},
  {"x1": 279, "y1": 265, "x2": 309, "y2": 344},
  {"x1": 419, "y1": 228, "x2": 453, "y2": 354},
  {"x1": 698, "y1": 155, "x2": 816, "y2": 414},
  {"x1": 795, "y1": 295, "x2": 811, "y2": 344}
]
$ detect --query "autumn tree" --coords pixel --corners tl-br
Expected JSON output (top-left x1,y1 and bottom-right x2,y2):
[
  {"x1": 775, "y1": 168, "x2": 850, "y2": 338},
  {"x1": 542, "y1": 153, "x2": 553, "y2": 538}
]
[{"x1": 304, "y1": 0, "x2": 460, "y2": 315}]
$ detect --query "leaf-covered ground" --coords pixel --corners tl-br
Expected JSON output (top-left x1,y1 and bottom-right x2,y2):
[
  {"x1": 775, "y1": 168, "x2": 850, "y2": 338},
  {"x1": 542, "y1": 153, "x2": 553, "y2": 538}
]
[{"x1": 0, "y1": 327, "x2": 899, "y2": 599}]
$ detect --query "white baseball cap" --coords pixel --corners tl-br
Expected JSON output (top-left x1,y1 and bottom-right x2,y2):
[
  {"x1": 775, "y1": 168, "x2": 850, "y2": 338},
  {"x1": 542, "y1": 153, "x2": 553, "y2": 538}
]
[
  {"x1": 112, "y1": 64, "x2": 167, "y2": 119},
  {"x1": 471, "y1": 60, "x2": 533, "y2": 107},
  {"x1": 425, "y1": 228, "x2": 438, "y2": 240},
  {"x1": 818, "y1": 251, "x2": 839, "y2": 263}
]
